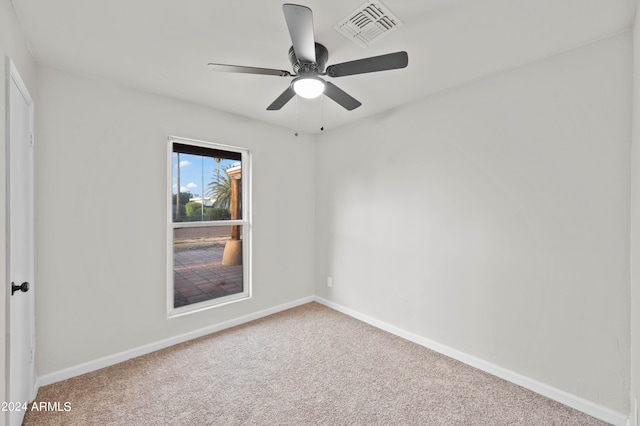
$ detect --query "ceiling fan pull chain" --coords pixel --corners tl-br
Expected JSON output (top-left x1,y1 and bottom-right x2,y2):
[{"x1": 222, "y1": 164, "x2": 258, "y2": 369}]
[
  {"x1": 320, "y1": 95, "x2": 325, "y2": 132},
  {"x1": 295, "y1": 95, "x2": 299, "y2": 137}
]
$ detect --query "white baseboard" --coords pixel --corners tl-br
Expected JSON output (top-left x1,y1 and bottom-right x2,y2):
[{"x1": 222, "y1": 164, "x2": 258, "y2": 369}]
[
  {"x1": 313, "y1": 296, "x2": 628, "y2": 426},
  {"x1": 36, "y1": 296, "x2": 314, "y2": 388}
]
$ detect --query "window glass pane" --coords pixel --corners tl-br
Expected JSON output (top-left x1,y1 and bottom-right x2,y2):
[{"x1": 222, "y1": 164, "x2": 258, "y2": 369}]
[
  {"x1": 173, "y1": 225, "x2": 244, "y2": 308},
  {"x1": 172, "y1": 151, "x2": 242, "y2": 222}
]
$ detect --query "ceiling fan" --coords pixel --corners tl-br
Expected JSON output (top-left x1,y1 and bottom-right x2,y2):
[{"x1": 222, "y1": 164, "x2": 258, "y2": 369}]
[{"x1": 208, "y1": 3, "x2": 408, "y2": 111}]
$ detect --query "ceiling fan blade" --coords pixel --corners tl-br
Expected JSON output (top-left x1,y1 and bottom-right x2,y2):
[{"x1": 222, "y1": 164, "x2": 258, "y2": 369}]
[
  {"x1": 208, "y1": 63, "x2": 292, "y2": 77},
  {"x1": 283, "y1": 4, "x2": 316, "y2": 63},
  {"x1": 324, "y1": 82, "x2": 361, "y2": 111},
  {"x1": 325, "y1": 51, "x2": 408, "y2": 78},
  {"x1": 267, "y1": 86, "x2": 296, "y2": 110}
]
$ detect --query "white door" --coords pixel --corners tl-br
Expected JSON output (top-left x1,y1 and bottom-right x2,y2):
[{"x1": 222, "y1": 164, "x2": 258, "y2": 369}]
[{"x1": 6, "y1": 58, "x2": 36, "y2": 426}]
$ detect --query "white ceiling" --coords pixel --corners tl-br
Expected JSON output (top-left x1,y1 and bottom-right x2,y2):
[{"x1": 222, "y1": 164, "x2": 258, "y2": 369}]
[{"x1": 10, "y1": 0, "x2": 637, "y2": 134}]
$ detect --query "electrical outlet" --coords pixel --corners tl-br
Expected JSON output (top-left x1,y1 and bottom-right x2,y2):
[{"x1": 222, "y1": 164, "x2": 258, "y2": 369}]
[{"x1": 327, "y1": 277, "x2": 333, "y2": 287}]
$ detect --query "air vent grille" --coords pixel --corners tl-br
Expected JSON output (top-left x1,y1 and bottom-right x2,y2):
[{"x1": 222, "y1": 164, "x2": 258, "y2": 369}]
[{"x1": 334, "y1": 1, "x2": 403, "y2": 47}]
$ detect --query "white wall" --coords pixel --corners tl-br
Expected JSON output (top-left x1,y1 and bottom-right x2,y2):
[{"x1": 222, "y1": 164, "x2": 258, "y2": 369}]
[
  {"x1": 316, "y1": 32, "x2": 632, "y2": 414},
  {"x1": 34, "y1": 66, "x2": 316, "y2": 377},
  {"x1": 631, "y1": 3, "x2": 640, "y2": 423},
  {"x1": 0, "y1": 1, "x2": 37, "y2": 424}
]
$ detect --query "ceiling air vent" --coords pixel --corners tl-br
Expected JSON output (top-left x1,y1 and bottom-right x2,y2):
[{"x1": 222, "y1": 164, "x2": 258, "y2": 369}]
[{"x1": 333, "y1": 1, "x2": 404, "y2": 47}]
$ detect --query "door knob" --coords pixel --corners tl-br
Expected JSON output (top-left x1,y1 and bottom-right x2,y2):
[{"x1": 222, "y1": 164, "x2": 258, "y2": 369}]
[{"x1": 11, "y1": 281, "x2": 29, "y2": 296}]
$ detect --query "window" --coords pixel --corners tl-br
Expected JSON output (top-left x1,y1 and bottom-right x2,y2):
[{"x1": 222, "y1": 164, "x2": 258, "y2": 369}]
[{"x1": 168, "y1": 136, "x2": 250, "y2": 316}]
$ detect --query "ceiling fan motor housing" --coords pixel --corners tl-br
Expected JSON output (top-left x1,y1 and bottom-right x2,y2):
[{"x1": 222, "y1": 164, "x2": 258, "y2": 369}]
[{"x1": 289, "y1": 42, "x2": 328, "y2": 75}]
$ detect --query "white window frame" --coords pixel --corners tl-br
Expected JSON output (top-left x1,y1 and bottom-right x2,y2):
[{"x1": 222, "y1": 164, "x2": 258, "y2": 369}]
[{"x1": 167, "y1": 136, "x2": 251, "y2": 317}]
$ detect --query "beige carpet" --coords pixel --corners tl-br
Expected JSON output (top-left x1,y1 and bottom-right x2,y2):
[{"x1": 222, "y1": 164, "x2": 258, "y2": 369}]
[{"x1": 24, "y1": 302, "x2": 608, "y2": 425}]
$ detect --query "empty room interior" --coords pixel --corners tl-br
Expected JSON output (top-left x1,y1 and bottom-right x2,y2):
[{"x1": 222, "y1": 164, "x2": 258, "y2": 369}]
[{"x1": 3, "y1": 0, "x2": 640, "y2": 424}]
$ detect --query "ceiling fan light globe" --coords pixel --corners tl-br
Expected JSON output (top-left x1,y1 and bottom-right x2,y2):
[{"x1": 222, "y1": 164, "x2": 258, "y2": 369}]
[{"x1": 293, "y1": 77, "x2": 325, "y2": 99}]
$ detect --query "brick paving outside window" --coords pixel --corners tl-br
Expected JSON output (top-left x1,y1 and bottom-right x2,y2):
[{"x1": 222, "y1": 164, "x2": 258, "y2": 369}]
[{"x1": 173, "y1": 243, "x2": 243, "y2": 308}]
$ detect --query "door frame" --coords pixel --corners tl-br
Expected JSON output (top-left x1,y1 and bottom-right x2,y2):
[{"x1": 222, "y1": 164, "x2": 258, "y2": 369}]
[{"x1": 5, "y1": 56, "x2": 36, "y2": 425}]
